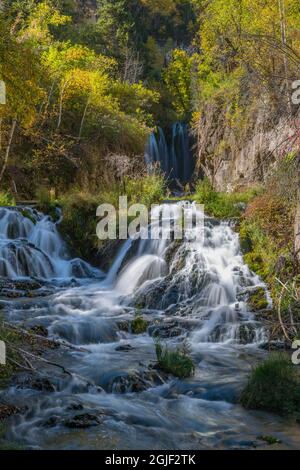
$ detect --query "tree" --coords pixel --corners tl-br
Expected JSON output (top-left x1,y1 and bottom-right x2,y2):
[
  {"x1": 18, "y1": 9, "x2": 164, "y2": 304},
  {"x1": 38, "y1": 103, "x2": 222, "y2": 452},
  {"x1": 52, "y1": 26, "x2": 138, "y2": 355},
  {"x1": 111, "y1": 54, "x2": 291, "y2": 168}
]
[
  {"x1": 162, "y1": 49, "x2": 196, "y2": 120},
  {"x1": 0, "y1": 14, "x2": 43, "y2": 184}
]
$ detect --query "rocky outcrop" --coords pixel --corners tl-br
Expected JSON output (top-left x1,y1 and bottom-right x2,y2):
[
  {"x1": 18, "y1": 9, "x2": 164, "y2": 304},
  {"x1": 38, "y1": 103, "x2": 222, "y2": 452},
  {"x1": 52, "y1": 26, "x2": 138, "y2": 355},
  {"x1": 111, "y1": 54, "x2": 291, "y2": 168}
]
[{"x1": 194, "y1": 99, "x2": 299, "y2": 192}]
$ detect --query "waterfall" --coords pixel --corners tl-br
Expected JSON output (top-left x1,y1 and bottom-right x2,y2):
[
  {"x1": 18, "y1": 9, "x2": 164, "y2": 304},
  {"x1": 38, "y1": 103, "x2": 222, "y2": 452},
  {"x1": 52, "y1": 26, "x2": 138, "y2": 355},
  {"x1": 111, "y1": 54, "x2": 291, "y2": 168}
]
[
  {"x1": 0, "y1": 207, "x2": 103, "y2": 280},
  {"x1": 145, "y1": 123, "x2": 194, "y2": 182},
  {"x1": 4, "y1": 203, "x2": 290, "y2": 452}
]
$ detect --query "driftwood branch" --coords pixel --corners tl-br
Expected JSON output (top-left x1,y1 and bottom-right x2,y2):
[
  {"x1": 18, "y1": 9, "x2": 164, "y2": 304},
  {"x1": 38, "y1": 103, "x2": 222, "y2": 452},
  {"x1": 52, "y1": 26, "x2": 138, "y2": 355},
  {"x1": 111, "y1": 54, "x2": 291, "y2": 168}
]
[
  {"x1": 2, "y1": 322, "x2": 90, "y2": 354},
  {"x1": 5, "y1": 341, "x2": 104, "y2": 393}
]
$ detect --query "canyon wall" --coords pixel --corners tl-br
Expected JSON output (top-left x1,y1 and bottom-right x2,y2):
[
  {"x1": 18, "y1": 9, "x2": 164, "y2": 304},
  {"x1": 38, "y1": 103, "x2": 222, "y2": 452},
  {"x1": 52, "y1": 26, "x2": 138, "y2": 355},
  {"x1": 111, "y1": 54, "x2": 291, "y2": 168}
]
[{"x1": 194, "y1": 98, "x2": 298, "y2": 192}]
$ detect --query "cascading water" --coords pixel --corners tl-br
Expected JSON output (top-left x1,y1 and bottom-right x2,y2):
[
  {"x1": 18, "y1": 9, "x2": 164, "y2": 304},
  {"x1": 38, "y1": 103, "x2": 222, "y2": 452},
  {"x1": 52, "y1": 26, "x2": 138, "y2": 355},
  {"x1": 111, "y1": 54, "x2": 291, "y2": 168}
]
[
  {"x1": 145, "y1": 123, "x2": 194, "y2": 182},
  {"x1": 0, "y1": 207, "x2": 102, "y2": 280},
  {"x1": 1, "y1": 204, "x2": 300, "y2": 450}
]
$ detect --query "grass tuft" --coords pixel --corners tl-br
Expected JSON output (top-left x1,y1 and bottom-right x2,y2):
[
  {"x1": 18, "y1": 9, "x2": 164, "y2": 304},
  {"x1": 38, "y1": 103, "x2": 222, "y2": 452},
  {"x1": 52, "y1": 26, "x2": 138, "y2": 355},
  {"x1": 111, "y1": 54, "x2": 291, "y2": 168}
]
[
  {"x1": 131, "y1": 314, "x2": 148, "y2": 334},
  {"x1": 155, "y1": 342, "x2": 195, "y2": 379},
  {"x1": 240, "y1": 353, "x2": 300, "y2": 416}
]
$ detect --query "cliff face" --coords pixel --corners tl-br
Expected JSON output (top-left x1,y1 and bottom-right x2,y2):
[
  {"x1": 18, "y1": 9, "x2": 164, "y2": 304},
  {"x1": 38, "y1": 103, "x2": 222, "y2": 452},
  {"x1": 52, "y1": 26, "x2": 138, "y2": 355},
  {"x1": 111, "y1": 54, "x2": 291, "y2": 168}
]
[
  {"x1": 71, "y1": 0, "x2": 98, "y2": 22},
  {"x1": 194, "y1": 99, "x2": 298, "y2": 192}
]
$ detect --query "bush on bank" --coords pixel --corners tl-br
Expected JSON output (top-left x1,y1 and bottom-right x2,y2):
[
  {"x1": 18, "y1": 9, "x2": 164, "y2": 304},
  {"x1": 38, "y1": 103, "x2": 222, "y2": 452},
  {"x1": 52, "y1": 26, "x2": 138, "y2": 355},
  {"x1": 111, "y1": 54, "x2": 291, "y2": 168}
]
[
  {"x1": 240, "y1": 353, "x2": 300, "y2": 416},
  {"x1": 0, "y1": 192, "x2": 15, "y2": 207},
  {"x1": 194, "y1": 178, "x2": 261, "y2": 218}
]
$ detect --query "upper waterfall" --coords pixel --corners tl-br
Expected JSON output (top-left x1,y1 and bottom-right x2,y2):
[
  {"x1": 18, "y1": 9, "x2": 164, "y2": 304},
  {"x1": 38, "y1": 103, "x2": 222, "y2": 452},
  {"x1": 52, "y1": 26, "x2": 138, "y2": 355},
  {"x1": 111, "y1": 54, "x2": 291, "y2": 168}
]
[{"x1": 145, "y1": 123, "x2": 194, "y2": 182}]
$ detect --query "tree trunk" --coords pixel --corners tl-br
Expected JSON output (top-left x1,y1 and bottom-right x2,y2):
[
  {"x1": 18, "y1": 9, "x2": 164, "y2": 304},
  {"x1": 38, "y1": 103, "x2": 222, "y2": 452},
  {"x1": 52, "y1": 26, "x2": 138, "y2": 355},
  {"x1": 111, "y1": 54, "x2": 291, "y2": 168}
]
[
  {"x1": 278, "y1": 0, "x2": 292, "y2": 113},
  {"x1": 78, "y1": 98, "x2": 89, "y2": 139},
  {"x1": 0, "y1": 119, "x2": 17, "y2": 184},
  {"x1": 57, "y1": 80, "x2": 69, "y2": 130}
]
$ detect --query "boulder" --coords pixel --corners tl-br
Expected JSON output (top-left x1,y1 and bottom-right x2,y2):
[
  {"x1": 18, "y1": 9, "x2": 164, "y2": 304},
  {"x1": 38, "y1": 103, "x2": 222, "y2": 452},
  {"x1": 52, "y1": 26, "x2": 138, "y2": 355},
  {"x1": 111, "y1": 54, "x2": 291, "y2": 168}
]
[{"x1": 63, "y1": 413, "x2": 102, "y2": 429}]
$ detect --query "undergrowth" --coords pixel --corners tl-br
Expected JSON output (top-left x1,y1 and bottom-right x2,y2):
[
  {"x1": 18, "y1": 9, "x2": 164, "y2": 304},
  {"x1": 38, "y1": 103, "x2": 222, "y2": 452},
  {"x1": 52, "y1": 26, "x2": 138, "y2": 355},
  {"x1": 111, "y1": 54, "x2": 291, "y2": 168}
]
[{"x1": 194, "y1": 178, "x2": 261, "y2": 218}]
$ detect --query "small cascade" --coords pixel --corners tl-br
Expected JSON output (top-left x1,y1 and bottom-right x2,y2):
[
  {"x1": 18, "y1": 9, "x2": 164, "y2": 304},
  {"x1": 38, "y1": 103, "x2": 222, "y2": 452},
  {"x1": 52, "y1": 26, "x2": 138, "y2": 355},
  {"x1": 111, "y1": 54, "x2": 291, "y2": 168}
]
[
  {"x1": 116, "y1": 255, "x2": 168, "y2": 295},
  {"x1": 145, "y1": 123, "x2": 194, "y2": 182},
  {"x1": 0, "y1": 207, "x2": 102, "y2": 280}
]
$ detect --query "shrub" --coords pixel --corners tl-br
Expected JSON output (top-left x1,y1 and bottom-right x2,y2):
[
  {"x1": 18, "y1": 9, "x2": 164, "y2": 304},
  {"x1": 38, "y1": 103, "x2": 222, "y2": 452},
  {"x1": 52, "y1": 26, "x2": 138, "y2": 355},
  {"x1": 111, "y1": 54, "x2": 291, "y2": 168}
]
[
  {"x1": 240, "y1": 353, "x2": 300, "y2": 416},
  {"x1": 155, "y1": 342, "x2": 195, "y2": 378},
  {"x1": 195, "y1": 179, "x2": 260, "y2": 218},
  {"x1": 125, "y1": 173, "x2": 165, "y2": 207},
  {"x1": 0, "y1": 192, "x2": 15, "y2": 206},
  {"x1": 59, "y1": 190, "x2": 100, "y2": 261},
  {"x1": 240, "y1": 186, "x2": 296, "y2": 308},
  {"x1": 36, "y1": 187, "x2": 58, "y2": 220},
  {"x1": 58, "y1": 175, "x2": 165, "y2": 262}
]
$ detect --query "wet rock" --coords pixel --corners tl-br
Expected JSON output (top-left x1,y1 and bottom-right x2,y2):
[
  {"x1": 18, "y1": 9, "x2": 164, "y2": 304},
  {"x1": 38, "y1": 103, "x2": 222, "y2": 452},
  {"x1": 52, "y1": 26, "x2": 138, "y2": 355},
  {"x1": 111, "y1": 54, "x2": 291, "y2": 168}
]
[
  {"x1": 0, "y1": 278, "x2": 52, "y2": 299},
  {"x1": 259, "y1": 341, "x2": 289, "y2": 351},
  {"x1": 149, "y1": 320, "x2": 183, "y2": 339},
  {"x1": 133, "y1": 278, "x2": 168, "y2": 310},
  {"x1": 30, "y1": 325, "x2": 49, "y2": 337},
  {"x1": 0, "y1": 402, "x2": 21, "y2": 420},
  {"x1": 43, "y1": 416, "x2": 60, "y2": 428},
  {"x1": 66, "y1": 403, "x2": 84, "y2": 411},
  {"x1": 164, "y1": 240, "x2": 182, "y2": 266},
  {"x1": 117, "y1": 320, "x2": 130, "y2": 332},
  {"x1": 15, "y1": 375, "x2": 56, "y2": 393},
  {"x1": 115, "y1": 344, "x2": 134, "y2": 352},
  {"x1": 238, "y1": 323, "x2": 257, "y2": 345},
  {"x1": 161, "y1": 285, "x2": 180, "y2": 308},
  {"x1": 0, "y1": 289, "x2": 24, "y2": 299},
  {"x1": 0, "y1": 278, "x2": 43, "y2": 292},
  {"x1": 102, "y1": 369, "x2": 166, "y2": 394},
  {"x1": 63, "y1": 413, "x2": 102, "y2": 429}
]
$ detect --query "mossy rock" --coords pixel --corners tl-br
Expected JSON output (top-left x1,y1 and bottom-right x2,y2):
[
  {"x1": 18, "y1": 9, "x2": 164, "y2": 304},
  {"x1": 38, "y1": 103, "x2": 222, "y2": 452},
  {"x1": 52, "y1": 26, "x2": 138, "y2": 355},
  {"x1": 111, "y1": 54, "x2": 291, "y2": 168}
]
[
  {"x1": 244, "y1": 252, "x2": 265, "y2": 278},
  {"x1": 238, "y1": 323, "x2": 257, "y2": 344},
  {"x1": 20, "y1": 209, "x2": 36, "y2": 225},
  {"x1": 248, "y1": 287, "x2": 268, "y2": 312},
  {"x1": 239, "y1": 226, "x2": 253, "y2": 254},
  {"x1": 131, "y1": 315, "x2": 148, "y2": 334}
]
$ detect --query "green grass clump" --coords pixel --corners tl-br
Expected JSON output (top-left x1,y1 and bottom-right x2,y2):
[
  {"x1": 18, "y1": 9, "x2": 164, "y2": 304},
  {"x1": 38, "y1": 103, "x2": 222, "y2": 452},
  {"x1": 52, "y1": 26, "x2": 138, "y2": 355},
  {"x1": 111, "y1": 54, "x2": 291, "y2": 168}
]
[
  {"x1": 194, "y1": 179, "x2": 261, "y2": 218},
  {"x1": 240, "y1": 353, "x2": 300, "y2": 416},
  {"x1": 155, "y1": 342, "x2": 195, "y2": 379},
  {"x1": 131, "y1": 314, "x2": 148, "y2": 334},
  {"x1": 257, "y1": 435, "x2": 282, "y2": 446},
  {"x1": 0, "y1": 192, "x2": 15, "y2": 207}
]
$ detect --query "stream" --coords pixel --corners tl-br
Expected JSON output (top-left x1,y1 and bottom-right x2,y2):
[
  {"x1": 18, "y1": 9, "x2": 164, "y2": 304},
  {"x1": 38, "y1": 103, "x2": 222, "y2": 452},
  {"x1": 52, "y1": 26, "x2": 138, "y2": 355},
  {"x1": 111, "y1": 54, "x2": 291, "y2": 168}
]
[{"x1": 1, "y1": 205, "x2": 300, "y2": 450}]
